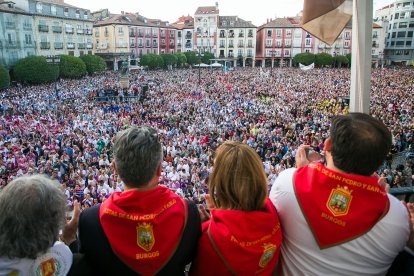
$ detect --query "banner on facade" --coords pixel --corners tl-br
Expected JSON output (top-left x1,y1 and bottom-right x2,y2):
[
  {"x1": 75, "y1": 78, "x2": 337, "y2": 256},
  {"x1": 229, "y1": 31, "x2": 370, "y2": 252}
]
[{"x1": 299, "y1": 63, "x2": 315, "y2": 71}]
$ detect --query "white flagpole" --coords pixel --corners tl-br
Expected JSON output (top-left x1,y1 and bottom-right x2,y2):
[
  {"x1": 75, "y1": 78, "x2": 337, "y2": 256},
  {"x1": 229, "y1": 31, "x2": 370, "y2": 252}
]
[{"x1": 350, "y1": 0, "x2": 373, "y2": 114}]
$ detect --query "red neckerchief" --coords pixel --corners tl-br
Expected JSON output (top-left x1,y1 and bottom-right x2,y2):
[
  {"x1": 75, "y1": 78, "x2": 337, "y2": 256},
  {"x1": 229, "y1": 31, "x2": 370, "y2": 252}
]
[
  {"x1": 100, "y1": 186, "x2": 187, "y2": 275},
  {"x1": 294, "y1": 163, "x2": 389, "y2": 248},
  {"x1": 207, "y1": 199, "x2": 282, "y2": 274}
]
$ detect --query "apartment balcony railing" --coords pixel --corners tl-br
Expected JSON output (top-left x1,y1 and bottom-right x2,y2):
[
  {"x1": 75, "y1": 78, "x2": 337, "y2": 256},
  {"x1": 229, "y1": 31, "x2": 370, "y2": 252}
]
[
  {"x1": 54, "y1": 42, "x2": 63, "y2": 49},
  {"x1": 248, "y1": 33, "x2": 253, "y2": 37},
  {"x1": 153, "y1": 33, "x2": 158, "y2": 37},
  {"x1": 160, "y1": 33, "x2": 166, "y2": 38},
  {"x1": 219, "y1": 44, "x2": 225, "y2": 48},
  {"x1": 247, "y1": 53, "x2": 253, "y2": 57},
  {"x1": 228, "y1": 54, "x2": 234, "y2": 58},
  {"x1": 247, "y1": 44, "x2": 254, "y2": 48},
  {"x1": 78, "y1": 43, "x2": 86, "y2": 49},
  {"x1": 22, "y1": 24, "x2": 32, "y2": 31},
  {"x1": 38, "y1": 25, "x2": 49, "y2": 32},
  {"x1": 185, "y1": 34, "x2": 192, "y2": 39},
  {"x1": 238, "y1": 44, "x2": 244, "y2": 47},
  {"x1": 265, "y1": 44, "x2": 273, "y2": 48},
  {"x1": 40, "y1": 42, "x2": 50, "y2": 49},
  {"x1": 138, "y1": 44, "x2": 143, "y2": 48},
  {"x1": 153, "y1": 43, "x2": 158, "y2": 48},
  {"x1": 275, "y1": 44, "x2": 282, "y2": 48},
  {"x1": 177, "y1": 43, "x2": 182, "y2": 47},
  {"x1": 24, "y1": 41, "x2": 36, "y2": 48},
  {"x1": 130, "y1": 43, "x2": 136, "y2": 47},
  {"x1": 169, "y1": 43, "x2": 175, "y2": 48},
  {"x1": 138, "y1": 32, "x2": 143, "y2": 37},
  {"x1": 77, "y1": 29, "x2": 84, "y2": 34},
  {"x1": 66, "y1": 28, "x2": 74, "y2": 34},
  {"x1": 67, "y1": 43, "x2": 75, "y2": 49},
  {"x1": 228, "y1": 44, "x2": 234, "y2": 48},
  {"x1": 145, "y1": 34, "x2": 151, "y2": 38},
  {"x1": 185, "y1": 43, "x2": 192, "y2": 48},
  {"x1": 52, "y1": 26, "x2": 62, "y2": 33},
  {"x1": 239, "y1": 33, "x2": 244, "y2": 37},
  {"x1": 6, "y1": 41, "x2": 21, "y2": 49},
  {"x1": 86, "y1": 43, "x2": 93, "y2": 49},
  {"x1": 219, "y1": 34, "x2": 225, "y2": 38},
  {"x1": 85, "y1": 29, "x2": 93, "y2": 35},
  {"x1": 130, "y1": 32, "x2": 136, "y2": 37},
  {"x1": 161, "y1": 44, "x2": 166, "y2": 48},
  {"x1": 5, "y1": 22, "x2": 15, "y2": 29}
]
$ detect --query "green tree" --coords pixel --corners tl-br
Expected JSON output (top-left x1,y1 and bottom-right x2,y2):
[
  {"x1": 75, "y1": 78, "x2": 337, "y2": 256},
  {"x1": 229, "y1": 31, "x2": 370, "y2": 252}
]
[
  {"x1": 346, "y1": 53, "x2": 352, "y2": 67},
  {"x1": 139, "y1": 54, "x2": 154, "y2": 68},
  {"x1": 80, "y1": 55, "x2": 106, "y2": 74},
  {"x1": 59, "y1": 55, "x2": 87, "y2": 79},
  {"x1": 161, "y1": 54, "x2": 177, "y2": 68},
  {"x1": 202, "y1": 52, "x2": 214, "y2": 64},
  {"x1": 184, "y1": 51, "x2": 198, "y2": 65},
  {"x1": 333, "y1": 55, "x2": 349, "y2": 68},
  {"x1": 0, "y1": 65, "x2": 10, "y2": 89},
  {"x1": 155, "y1": 55, "x2": 164, "y2": 68},
  {"x1": 315, "y1": 53, "x2": 333, "y2": 67},
  {"x1": 13, "y1": 56, "x2": 59, "y2": 84},
  {"x1": 175, "y1": 53, "x2": 187, "y2": 67},
  {"x1": 293, "y1": 53, "x2": 315, "y2": 66}
]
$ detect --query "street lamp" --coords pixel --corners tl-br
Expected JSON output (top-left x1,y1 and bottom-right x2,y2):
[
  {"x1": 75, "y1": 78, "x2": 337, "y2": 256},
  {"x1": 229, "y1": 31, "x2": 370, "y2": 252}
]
[
  {"x1": 378, "y1": 51, "x2": 383, "y2": 69},
  {"x1": 46, "y1": 55, "x2": 61, "y2": 97},
  {"x1": 194, "y1": 47, "x2": 201, "y2": 85}
]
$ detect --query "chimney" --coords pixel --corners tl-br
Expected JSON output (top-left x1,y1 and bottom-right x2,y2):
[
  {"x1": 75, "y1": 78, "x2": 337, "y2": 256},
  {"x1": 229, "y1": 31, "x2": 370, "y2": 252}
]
[
  {"x1": 267, "y1": 18, "x2": 269, "y2": 23},
  {"x1": 215, "y1": 2, "x2": 218, "y2": 9}
]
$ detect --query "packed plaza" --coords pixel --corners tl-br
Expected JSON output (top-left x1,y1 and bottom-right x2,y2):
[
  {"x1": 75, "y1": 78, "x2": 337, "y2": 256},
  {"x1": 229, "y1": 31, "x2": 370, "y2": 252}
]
[{"x1": 0, "y1": 66, "x2": 412, "y2": 209}]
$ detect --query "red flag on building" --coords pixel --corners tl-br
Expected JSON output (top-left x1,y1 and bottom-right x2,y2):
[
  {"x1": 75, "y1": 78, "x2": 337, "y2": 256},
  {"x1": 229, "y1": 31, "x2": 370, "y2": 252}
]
[{"x1": 301, "y1": 0, "x2": 353, "y2": 45}]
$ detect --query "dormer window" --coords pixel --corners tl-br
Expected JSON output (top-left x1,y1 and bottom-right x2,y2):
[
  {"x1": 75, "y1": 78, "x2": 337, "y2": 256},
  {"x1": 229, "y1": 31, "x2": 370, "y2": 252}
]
[{"x1": 36, "y1": 2, "x2": 42, "y2": 13}]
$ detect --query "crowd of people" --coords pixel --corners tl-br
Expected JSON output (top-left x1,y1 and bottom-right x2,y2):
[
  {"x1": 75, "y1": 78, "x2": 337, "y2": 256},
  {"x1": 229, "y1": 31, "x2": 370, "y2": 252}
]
[
  {"x1": 0, "y1": 66, "x2": 413, "y2": 275},
  {"x1": 0, "y1": 67, "x2": 413, "y2": 209}
]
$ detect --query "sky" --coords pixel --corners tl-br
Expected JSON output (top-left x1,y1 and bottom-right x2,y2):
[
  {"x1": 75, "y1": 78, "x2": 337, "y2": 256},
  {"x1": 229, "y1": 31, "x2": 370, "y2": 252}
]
[{"x1": 65, "y1": 0, "x2": 394, "y2": 26}]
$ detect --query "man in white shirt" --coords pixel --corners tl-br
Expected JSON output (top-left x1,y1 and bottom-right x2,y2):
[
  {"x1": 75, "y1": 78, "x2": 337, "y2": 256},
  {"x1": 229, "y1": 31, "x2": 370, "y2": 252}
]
[{"x1": 270, "y1": 113, "x2": 410, "y2": 276}]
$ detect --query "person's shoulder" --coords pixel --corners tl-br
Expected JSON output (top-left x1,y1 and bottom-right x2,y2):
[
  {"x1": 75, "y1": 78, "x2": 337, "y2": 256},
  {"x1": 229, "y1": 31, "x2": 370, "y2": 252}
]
[{"x1": 386, "y1": 194, "x2": 410, "y2": 222}]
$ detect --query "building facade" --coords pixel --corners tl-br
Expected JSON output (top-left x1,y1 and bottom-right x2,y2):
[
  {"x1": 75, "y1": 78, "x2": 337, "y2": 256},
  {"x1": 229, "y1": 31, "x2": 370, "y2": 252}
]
[
  {"x1": 0, "y1": 1, "x2": 35, "y2": 68},
  {"x1": 14, "y1": 0, "x2": 94, "y2": 57},
  {"x1": 217, "y1": 16, "x2": 256, "y2": 67},
  {"x1": 376, "y1": 0, "x2": 414, "y2": 65},
  {"x1": 172, "y1": 15, "x2": 194, "y2": 53},
  {"x1": 194, "y1": 4, "x2": 219, "y2": 54}
]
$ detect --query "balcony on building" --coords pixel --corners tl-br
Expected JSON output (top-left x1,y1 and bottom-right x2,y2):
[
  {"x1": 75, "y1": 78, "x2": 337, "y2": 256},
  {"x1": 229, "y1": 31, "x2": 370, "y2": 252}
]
[
  {"x1": 130, "y1": 31, "x2": 136, "y2": 37},
  {"x1": 177, "y1": 43, "x2": 182, "y2": 47},
  {"x1": 239, "y1": 32, "x2": 244, "y2": 38},
  {"x1": 161, "y1": 43, "x2": 166, "y2": 48},
  {"x1": 372, "y1": 42, "x2": 379, "y2": 48},
  {"x1": 169, "y1": 43, "x2": 175, "y2": 48},
  {"x1": 146, "y1": 33, "x2": 151, "y2": 38},
  {"x1": 160, "y1": 32, "x2": 166, "y2": 38},
  {"x1": 169, "y1": 33, "x2": 174, "y2": 38},
  {"x1": 248, "y1": 31, "x2": 253, "y2": 37},
  {"x1": 54, "y1": 42, "x2": 63, "y2": 49},
  {"x1": 238, "y1": 43, "x2": 244, "y2": 47},
  {"x1": 219, "y1": 34, "x2": 225, "y2": 38},
  {"x1": 23, "y1": 23, "x2": 32, "y2": 31},
  {"x1": 137, "y1": 43, "x2": 143, "y2": 48},
  {"x1": 6, "y1": 40, "x2": 20, "y2": 49},
  {"x1": 248, "y1": 44, "x2": 253, "y2": 48},
  {"x1": 24, "y1": 41, "x2": 35, "y2": 48},
  {"x1": 86, "y1": 43, "x2": 93, "y2": 49},
  {"x1": 265, "y1": 44, "x2": 272, "y2": 48},
  {"x1": 247, "y1": 53, "x2": 253, "y2": 57},
  {"x1": 5, "y1": 21, "x2": 15, "y2": 29},
  {"x1": 228, "y1": 44, "x2": 234, "y2": 48},
  {"x1": 66, "y1": 27, "x2": 74, "y2": 34},
  {"x1": 219, "y1": 44, "x2": 225, "y2": 48},
  {"x1": 67, "y1": 42, "x2": 75, "y2": 49},
  {"x1": 130, "y1": 43, "x2": 136, "y2": 47},
  {"x1": 39, "y1": 24, "x2": 49, "y2": 32},
  {"x1": 40, "y1": 42, "x2": 50, "y2": 49},
  {"x1": 228, "y1": 53, "x2": 234, "y2": 58},
  {"x1": 185, "y1": 33, "x2": 192, "y2": 39},
  {"x1": 52, "y1": 26, "x2": 62, "y2": 33},
  {"x1": 185, "y1": 42, "x2": 192, "y2": 48},
  {"x1": 138, "y1": 31, "x2": 143, "y2": 37},
  {"x1": 78, "y1": 43, "x2": 86, "y2": 49},
  {"x1": 77, "y1": 29, "x2": 84, "y2": 34},
  {"x1": 85, "y1": 29, "x2": 93, "y2": 35},
  {"x1": 152, "y1": 32, "x2": 158, "y2": 37}
]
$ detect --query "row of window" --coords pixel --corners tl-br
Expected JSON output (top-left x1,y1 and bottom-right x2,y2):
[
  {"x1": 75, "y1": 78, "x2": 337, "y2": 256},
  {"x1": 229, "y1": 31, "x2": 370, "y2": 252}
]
[
  {"x1": 389, "y1": 30, "x2": 414, "y2": 38},
  {"x1": 35, "y1": 2, "x2": 89, "y2": 19}
]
